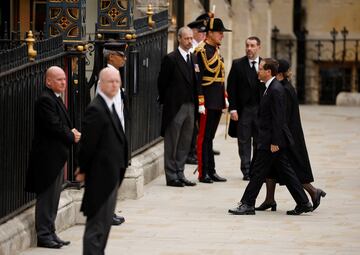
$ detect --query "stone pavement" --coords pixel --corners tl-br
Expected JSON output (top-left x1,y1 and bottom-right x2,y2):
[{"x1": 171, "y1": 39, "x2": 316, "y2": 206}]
[{"x1": 20, "y1": 105, "x2": 360, "y2": 255}]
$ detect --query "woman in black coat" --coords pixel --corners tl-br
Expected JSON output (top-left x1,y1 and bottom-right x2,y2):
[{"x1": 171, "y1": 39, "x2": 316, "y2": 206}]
[{"x1": 255, "y1": 59, "x2": 326, "y2": 211}]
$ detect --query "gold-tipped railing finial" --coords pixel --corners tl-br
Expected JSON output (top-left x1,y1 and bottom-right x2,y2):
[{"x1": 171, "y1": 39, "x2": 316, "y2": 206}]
[
  {"x1": 146, "y1": 4, "x2": 155, "y2": 29},
  {"x1": 25, "y1": 30, "x2": 37, "y2": 61}
]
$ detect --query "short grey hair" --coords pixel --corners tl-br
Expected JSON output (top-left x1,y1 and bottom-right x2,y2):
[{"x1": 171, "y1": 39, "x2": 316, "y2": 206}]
[
  {"x1": 103, "y1": 49, "x2": 112, "y2": 60},
  {"x1": 177, "y1": 26, "x2": 192, "y2": 38}
]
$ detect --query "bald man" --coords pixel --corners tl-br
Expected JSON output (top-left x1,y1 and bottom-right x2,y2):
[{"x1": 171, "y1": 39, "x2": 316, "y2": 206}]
[
  {"x1": 76, "y1": 67, "x2": 129, "y2": 255},
  {"x1": 25, "y1": 66, "x2": 81, "y2": 249}
]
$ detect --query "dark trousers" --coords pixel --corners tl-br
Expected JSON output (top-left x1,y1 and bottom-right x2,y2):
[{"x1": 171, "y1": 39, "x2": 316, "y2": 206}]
[
  {"x1": 241, "y1": 149, "x2": 309, "y2": 206},
  {"x1": 164, "y1": 103, "x2": 195, "y2": 182},
  {"x1": 188, "y1": 119, "x2": 198, "y2": 158},
  {"x1": 35, "y1": 169, "x2": 64, "y2": 242},
  {"x1": 197, "y1": 109, "x2": 222, "y2": 178},
  {"x1": 237, "y1": 105, "x2": 259, "y2": 175},
  {"x1": 83, "y1": 182, "x2": 119, "y2": 255}
]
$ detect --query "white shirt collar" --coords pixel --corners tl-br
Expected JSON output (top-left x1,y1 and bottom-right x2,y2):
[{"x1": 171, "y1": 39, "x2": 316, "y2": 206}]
[
  {"x1": 178, "y1": 46, "x2": 190, "y2": 62},
  {"x1": 265, "y1": 76, "x2": 276, "y2": 89},
  {"x1": 98, "y1": 90, "x2": 115, "y2": 111},
  {"x1": 248, "y1": 56, "x2": 260, "y2": 71},
  {"x1": 107, "y1": 63, "x2": 118, "y2": 70}
]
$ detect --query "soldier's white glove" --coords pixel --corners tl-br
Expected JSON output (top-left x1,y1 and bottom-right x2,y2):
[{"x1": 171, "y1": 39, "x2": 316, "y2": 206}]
[
  {"x1": 225, "y1": 98, "x2": 229, "y2": 108},
  {"x1": 198, "y1": 105, "x2": 206, "y2": 114}
]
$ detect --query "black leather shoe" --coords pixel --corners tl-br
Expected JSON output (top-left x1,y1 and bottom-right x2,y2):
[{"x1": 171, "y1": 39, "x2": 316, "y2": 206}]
[
  {"x1": 286, "y1": 202, "x2": 313, "y2": 215},
  {"x1": 209, "y1": 173, "x2": 227, "y2": 182},
  {"x1": 180, "y1": 178, "x2": 197, "y2": 186},
  {"x1": 242, "y1": 175, "x2": 250, "y2": 181},
  {"x1": 312, "y1": 189, "x2": 326, "y2": 211},
  {"x1": 186, "y1": 157, "x2": 198, "y2": 165},
  {"x1": 198, "y1": 175, "x2": 213, "y2": 183},
  {"x1": 255, "y1": 201, "x2": 277, "y2": 211},
  {"x1": 37, "y1": 239, "x2": 63, "y2": 249},
  {"x1": 52, "y1": 235, "x2": 70, "y2": 245},
  {"x1": 213, "y1": 149, "x2": 220, "y2": 155},
  {"x1": 167, "y1": 179, "x2": 185, "y2": 187},
  {"x1": 228, "y1": 203, "x2": 255, "y2": 215},
  {"x1": 112, "y1": 214, "x2": 125, "y2": 226}
]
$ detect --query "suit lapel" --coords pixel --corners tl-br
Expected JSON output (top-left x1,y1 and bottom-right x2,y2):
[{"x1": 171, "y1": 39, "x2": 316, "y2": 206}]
[
  {"x1": 97, "y1": 95, "x2": 125, "y2": 142},
  {"x1": 175, "y1": 49, "x2": 192, "y2": 85},
  {"x1": 46, "y1": 88, "x2": 72, "y2": 126}
]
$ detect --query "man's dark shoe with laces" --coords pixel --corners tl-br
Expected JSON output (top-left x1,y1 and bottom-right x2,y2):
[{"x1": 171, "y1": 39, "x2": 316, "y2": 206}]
[
  {"x1": 198, "y1": 175, "x2": 213, "y2": 183},
  {"x1": 209, "y1": 173, "x2": 227, "y2": 182},
  {"x1": 180, "y1": 178, "x2": 197, "y2": 186},
  {"x1": 37, "y1": 239, "x2": 63, "y2": 249},
  {"x1": 286, "y1": 202, "x2": 313, "y2": 215},
  {"x1": 52, "y1": 234, "x2": 70, "y2": 245},
  {"x1": 228, "y1": 203, "x2": 255, "y2": 215},
  {"x1": 167, "y1": 179, "x2": 185, "y2": 187}
]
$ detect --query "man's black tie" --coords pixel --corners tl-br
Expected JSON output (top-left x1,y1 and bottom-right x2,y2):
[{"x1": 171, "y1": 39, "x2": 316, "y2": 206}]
[
  {"x1": 57, "y1": 96, "x2": 64, "y2": 104},
  {"x1": 251, "y1": 61, "x2": 257, "y2": 72},
  {"x1": 112, "y1": 104, "x2": 122, "y2": 131},
  {"x1": 186, "y1": 54, "x2": 193, "y2": 70}
]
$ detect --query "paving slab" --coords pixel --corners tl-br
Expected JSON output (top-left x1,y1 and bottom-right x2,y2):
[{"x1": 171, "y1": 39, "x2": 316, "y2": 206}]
[{"x1": 19, "y1": 105, "x2": 360, "y2": 255}]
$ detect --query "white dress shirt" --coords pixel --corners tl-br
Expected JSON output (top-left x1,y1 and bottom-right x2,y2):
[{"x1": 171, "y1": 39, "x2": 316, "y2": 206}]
[
  {"x1": 178, "y1": 46, "x2": 190, "y2": 62},
  {"x1": 263, "y1": 76, "x2": 276, "y2": 95},
  {"x1": 96, "y1": 64, "x2": 125, "y2": 130},
  {"x1": 248, "y1": 56, "x2": 260, "y2": 72}
]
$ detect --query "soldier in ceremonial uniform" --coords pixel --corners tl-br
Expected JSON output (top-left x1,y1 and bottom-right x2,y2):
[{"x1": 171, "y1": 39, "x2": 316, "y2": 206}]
[{"x1": 194, "y1": 17, "x2": 231, "y2": 183}]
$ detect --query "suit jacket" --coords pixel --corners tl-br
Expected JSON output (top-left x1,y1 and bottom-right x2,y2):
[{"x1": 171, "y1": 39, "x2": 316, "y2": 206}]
[
  {"x1": 25, "y1": 87, "x2": 75, "y2": 194},
  {"x1": 257, "y1": 78, "x2": 294, "y2": 150},
  {"x1": 157, "y1": 49, "x2": 199, "y2": 136},
  {"x1": 79, "y1": 95, "x2": 128, "y2": 218},
  {"x1": 227, "y1": 56, "x2": 265, "y2": 137}
]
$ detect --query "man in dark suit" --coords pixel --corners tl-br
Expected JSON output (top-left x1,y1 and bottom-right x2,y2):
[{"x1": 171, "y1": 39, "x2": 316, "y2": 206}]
[
  {"x1": 100, "y1": 42, "x2": 128, "y2": 226},
  {"x1": 157, "y1": 26, "x2": 198, "y2": 187},
  {"x1": 228, "y1": 58, "x2": 313, "y2": 216},
  {"x1": 25, "y1": 66, "x2": 81, "y2": 248},
  {"x1": 76, "y1": 67, "x2": 129, "y2": 254},
  {"x1": 227, "y1": 36, "x2": 264, "y2": 180}
]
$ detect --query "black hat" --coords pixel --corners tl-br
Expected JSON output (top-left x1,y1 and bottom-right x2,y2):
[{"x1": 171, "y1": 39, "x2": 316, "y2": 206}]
[
  {"x1": 206, "y1": 18, "x2": 231, "y2": 32},
  {"x1": 278, "y1": 59, "x2": 290, "y2": 73},
  {"x1": 103, "y1": 42, "x2": 128, "y2": 56},
  {"x1": 187, "y1": 13, "x2": 210, "y2": 32}
]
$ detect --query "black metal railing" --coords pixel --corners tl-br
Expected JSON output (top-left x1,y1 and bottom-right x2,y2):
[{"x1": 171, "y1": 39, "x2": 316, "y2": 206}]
[
  {"x1": 128, "y1": 10, "x2": 168, "y2": 155},
  {"x1": 272, "y1": 26, "x2": 360, "y2": 104},
  {"x1": 85, "y1": 10, "x2": 168, "y2": 157},
  {"x1": 0, "y1": 35, "x2": 65, "y2": 224},
  {"x1": 0, "y1": 21, "x2": 22, "y2": 52}
]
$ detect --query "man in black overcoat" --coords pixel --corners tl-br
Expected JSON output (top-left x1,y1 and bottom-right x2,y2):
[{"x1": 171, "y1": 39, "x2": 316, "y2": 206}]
[
  {"x1": 228, "y1": 58, "x2": 312, "y2": 216},
  {"x1": 227, "y1": 36, "x2": 265, "y2": 180},
  {"x1": 25, "y1": 66, "x2": 81, "y2": 248},
  {"x1": 76, "y1": 67, "x2": 129, "y2": 255},
  {"x1": 255, "y1": 59, "x2": 326, "y2": 212},
  {"x1": 157, "y1": 26, "x2": 199, "y2": 187}
]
